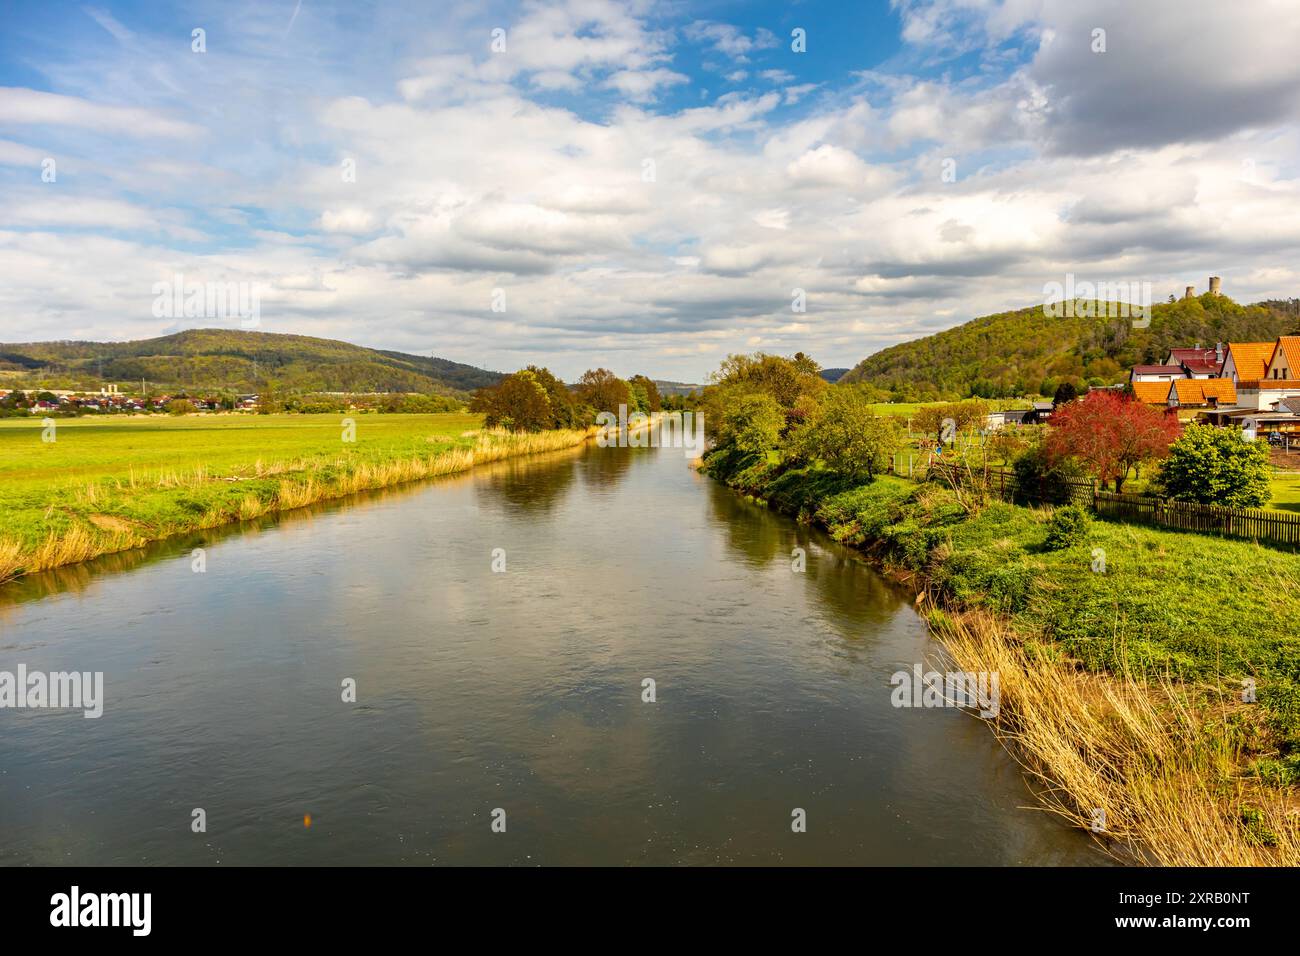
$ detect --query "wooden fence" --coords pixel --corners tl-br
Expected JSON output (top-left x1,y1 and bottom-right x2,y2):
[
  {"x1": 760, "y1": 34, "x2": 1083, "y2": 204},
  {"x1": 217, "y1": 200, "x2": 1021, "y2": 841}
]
[
  {"x1": 1091, "y1": 492, "x2": 1300, "y2": 546},
  {"x1": 923, "y1": 460, "x2": 1300, "y2": 548}
]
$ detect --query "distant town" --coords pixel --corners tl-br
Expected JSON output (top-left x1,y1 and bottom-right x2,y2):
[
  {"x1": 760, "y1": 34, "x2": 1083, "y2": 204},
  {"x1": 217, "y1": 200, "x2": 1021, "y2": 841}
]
[{"x1": 0, "y1": 385, "x2": 259, "y2": 416}]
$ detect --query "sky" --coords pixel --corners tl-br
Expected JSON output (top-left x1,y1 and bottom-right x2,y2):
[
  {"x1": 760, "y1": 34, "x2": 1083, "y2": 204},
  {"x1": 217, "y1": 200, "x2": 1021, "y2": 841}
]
[{"x1": 2, "y1": 0, "x2": 1300, "y2": 382}]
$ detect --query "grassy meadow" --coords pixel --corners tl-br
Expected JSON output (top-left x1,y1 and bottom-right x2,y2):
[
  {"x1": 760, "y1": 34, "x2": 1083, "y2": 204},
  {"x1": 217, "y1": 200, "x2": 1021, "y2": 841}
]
[
  {"x1": 0, "y1": 413, "x2": 592, "y2": 584},
  {"x1": 1268, "y1": 472, "x2": 1300, "y2": 513}
]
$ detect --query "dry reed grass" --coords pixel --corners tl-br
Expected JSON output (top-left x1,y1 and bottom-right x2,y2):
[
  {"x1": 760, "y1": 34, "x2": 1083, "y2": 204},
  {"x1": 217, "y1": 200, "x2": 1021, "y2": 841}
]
[{"x1": 932, "y1": 607, "x2": 1300, "y2": 865}]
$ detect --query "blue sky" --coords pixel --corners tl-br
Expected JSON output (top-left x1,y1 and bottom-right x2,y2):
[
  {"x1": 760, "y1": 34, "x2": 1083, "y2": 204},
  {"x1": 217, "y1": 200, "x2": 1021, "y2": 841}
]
[{"x1": 2, "y1": 0, "x2": 1299, "y2": 380}]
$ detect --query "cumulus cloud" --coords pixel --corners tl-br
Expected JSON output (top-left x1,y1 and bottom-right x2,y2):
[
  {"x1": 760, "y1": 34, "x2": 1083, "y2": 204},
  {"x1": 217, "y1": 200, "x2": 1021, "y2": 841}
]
[
  {"x1": 684, "y1": 22, "x2": 779, "y2": 60},
  {"x1": 605, "y1": 68, "x2": 689, "y2": 101},
  {"x1": 2, "y1": 0, "x2": 1300, "y2": 381}
]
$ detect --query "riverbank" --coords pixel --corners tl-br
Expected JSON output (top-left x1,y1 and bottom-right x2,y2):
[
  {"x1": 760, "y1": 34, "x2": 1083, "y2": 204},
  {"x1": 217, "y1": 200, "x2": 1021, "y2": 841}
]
[
  {"x1": 701, "y1": 446, "x2": 1300, "y2": 865},
  {"x1": 0, "y1": 414, "x2": 596, "y2": 585}
]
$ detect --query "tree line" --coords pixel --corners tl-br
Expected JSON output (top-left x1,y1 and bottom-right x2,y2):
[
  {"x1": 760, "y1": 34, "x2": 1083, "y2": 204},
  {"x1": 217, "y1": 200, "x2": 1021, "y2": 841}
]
[
  {"x1": 702, "y1": 350, "x2": 1272, "y2": 509},
  {"x1": 469, "y1": 367, "x2": 668, "y2": 432}
]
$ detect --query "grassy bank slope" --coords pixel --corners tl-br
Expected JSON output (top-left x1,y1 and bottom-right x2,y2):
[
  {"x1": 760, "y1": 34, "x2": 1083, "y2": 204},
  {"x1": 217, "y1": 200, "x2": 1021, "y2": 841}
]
[
  {"x1": 0, "y1": 414, "x2": 592, "y2": 584},
  {"x1": 704, "y1": 447, "x2": 1300, "y2": 864}
]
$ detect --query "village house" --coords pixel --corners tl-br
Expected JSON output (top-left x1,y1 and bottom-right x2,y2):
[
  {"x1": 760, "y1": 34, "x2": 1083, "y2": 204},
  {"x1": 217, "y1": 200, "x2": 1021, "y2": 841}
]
[
  {"x1": 1129, "y1": 364, "x2": 1184, "y2": 384},
  {"x1": 1130, "y1": 381, "x2": 1173, "y2": 406},
  {"x1": 1219, "y1": 341, "x2": 1274, "y2": 387},
  {"x1": 1161, "y1": 344, "x2": 1224, "y2": 379},
  {"x1": 1167, "y1": 378, "x2": 1236, "y2": 411},
  {"x1": 986, "y1": 408, "x2": 1033, "y2": 429},
  {"x1": 1225, "y1": 337, "x2": 1300, "y2": 411},
  {"x1": 1130, "y1": 330, "x2": 1300, "y2": 435}
]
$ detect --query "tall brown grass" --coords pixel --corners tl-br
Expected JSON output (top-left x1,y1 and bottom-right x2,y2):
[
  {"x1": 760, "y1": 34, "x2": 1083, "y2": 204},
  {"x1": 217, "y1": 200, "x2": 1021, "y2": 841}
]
[
  {"x1": 932, "y1": 607, "x2": 1300, "y2": 865},
  {"x1": 0, "y1": 426, "x2": 597, "y2": 586}
]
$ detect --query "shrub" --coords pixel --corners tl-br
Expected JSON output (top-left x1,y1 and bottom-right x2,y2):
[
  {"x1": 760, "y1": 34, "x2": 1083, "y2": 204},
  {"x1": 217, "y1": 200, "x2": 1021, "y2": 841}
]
[
  {"x1": 1044, "y1": 504, "x2": 1091, "y2": 550},
  {"x1": 1011, "y1": 443, "x2": 1087, "y2": 504},
  {"x1": 1156, "y1": 423, "x2": 1272, "y2": 507}
]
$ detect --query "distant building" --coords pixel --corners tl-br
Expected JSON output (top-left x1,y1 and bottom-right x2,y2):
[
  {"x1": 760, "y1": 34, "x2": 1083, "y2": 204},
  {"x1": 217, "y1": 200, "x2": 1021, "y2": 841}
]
[
  {"x1": 1168, "y1": 378, "x2": 1236, "y2": 409},
  {"x1": 1131, "y1": 381, "x2": 1172, "y2": 405},
  {"x1": 1130, "y1": 364, "x2": 1183, "y2": 384},
  {"x1": 986, "y1": 409, "x2": 1035, "y2": 429},
  {"x1": 1162, "y1": 344, "x2": 1224, "y2": 379},
  {"x1": 1219, "y1": 341, "x2": 1275, "y2": 386}
]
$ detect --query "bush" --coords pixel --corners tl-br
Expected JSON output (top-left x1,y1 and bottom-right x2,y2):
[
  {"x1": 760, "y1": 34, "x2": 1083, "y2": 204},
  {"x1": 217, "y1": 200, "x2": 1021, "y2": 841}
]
[
  {"x1": 1044, "y1": 504, "x2": 1091, "y2": 550},
  {"x1": 1156, "y1": 423, "x2": 1272, "y2": 507},
  {"x1": 1011, "y1": 442, "x2": 1087, "y2": 504}
]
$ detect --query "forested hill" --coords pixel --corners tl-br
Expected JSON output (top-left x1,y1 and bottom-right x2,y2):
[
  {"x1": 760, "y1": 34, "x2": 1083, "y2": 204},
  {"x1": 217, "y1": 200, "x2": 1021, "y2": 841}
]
[
  {"x1": 0, "y1": 329, "x2": 504, "y2": 396},
  {"x1": 839, "y1": 294, "x2": 1300, "y2": 401}
]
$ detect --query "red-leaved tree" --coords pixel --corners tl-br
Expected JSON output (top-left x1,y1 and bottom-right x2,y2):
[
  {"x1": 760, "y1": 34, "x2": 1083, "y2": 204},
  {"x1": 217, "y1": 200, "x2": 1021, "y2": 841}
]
[{"x1": 1046, "y1": 391, "x2": 1182, "y2": 492}]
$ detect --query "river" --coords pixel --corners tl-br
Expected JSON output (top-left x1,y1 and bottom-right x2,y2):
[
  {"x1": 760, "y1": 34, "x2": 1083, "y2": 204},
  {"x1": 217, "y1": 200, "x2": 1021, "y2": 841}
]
[{"x1": 0, "y1": 442, "x2": 1103, "y2": 865}]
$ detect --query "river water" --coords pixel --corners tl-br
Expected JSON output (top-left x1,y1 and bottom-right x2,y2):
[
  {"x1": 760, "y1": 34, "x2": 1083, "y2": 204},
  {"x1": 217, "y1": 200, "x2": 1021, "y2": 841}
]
[{"x1": 0, "y1": 442, "x2": 1102, "y2": 865}]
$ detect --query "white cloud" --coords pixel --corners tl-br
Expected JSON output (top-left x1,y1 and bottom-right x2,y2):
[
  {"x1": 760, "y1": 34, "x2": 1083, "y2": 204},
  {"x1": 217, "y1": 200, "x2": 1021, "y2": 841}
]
[
  {"x1": 82, "y1": 6, "x2": 133, "y2": 42},
  {"x1": 0, "y1": 88, "x2": 202, "y2": 138},
  {"x1": 605, "y1": 68, "x2": 689, "y2": 102},
  {"x1": 319, "y1": 208, "x2": 379, "y2": 234},
  {"x1": 685, "y1": 22, "x2": 779, "y2": 60},
  {"x1": 3, "y1": 0, "x2": 1300, "y2": 381}
]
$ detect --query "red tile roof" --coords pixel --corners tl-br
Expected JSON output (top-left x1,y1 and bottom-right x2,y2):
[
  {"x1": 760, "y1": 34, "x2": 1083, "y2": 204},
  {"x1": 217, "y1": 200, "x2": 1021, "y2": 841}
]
[
  {"x1": 1226, "y1": 342, "x2": 1276, "y2": 381},
  {"x1": 1171, "y1": 379, "x2": 1236, "y2": 406},
  {"x1": 1131, "y1": 382, "x2": 1172, "y2": 405}
]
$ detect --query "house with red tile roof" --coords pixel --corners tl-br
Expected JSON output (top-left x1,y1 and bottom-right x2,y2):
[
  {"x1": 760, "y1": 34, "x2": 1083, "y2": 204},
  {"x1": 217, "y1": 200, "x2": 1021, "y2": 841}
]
[
  {"x1": 1168, "y1": 378, "x2": 1236, "y2": 410},
  {"x1": 1162, "y1": 344, "x2": 1224, "y2": 378},
  {"x1": 1220, "y1": 341, "x2": 1276, "y2": 386},
  {"x1": 1222, "y1": 337, "x2": 1300, "y2": 410},
  {"x1": 1263, "y1": 336, "x2": 1300, "y2": 381},
  {"x1": 1130, "y1": 364, "x2": 1184, "y2": 384},
  {"x1": 1131, "y1": 381, "x2": 1173, "y2": 406}
]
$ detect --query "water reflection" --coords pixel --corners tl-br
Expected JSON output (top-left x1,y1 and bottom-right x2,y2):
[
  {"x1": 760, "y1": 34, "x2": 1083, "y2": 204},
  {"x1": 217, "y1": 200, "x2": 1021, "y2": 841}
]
[{"x1": 0, "y1": 442, "x2": 1102, "y2": 866}]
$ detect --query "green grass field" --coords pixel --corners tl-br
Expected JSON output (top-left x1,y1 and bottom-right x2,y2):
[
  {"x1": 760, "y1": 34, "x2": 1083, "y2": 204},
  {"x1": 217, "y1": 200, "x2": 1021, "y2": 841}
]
[
  {"x1": 868, "y1": 402, "x2": 927, "y2": 417},
  {"x1": 1269, "y1": 473, "x2": 1300, "y2": 513},
  {"x1": 0, "y1": 412, "x2": 561, "y2": 579},
  {"x1": 0, "y1": 412, "x2": 480, "y2": 492}
]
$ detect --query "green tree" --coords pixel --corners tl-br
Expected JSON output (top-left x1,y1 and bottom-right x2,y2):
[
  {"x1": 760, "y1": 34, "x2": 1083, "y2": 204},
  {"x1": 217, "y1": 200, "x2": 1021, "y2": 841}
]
[
  {"x1": 1011, "y1": 441, "x2": 1089, "y2": 504},
  {"x1": 523, "y1": 365, "x2": 577, "y2": 428},
  {"x1": 627, "y1": 375, "x2": 662, "y2": 412},
  {"x1": 711, "y1": 352, "x2": 826, "y2": 409},
  {"x1": 718, "y1": 392, "x2": 784, "y2": 456},
  {"x1": 1156, "y1": 424, "x2": 1272, "y2": 507},
  {"x1": 795, "y1": 387, "x2": 902, "y2": 480},
  {"x1": 702, "y1": 353, "x2": 827, "y2": 444},
  {"x1": 627, "y1": 383, "x2": 649, "y2": 415},
  {"x1": 476, "y1": 369, "x2": 553, "y2": 432},
  {"x1": 574, "y1": 368, "x2": 631, "y2": 417},
  {"x1": 1052, "y1": 381, "x2": 1079, "y2": 406}
]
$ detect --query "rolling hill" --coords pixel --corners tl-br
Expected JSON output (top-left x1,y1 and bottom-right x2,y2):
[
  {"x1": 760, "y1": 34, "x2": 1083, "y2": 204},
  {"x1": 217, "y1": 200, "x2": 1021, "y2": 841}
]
[
  {"x1": 0, "y1": 329, "x2": 504, "y2": 397},
  {"x1": 840, "y1": 294, "x2": 1300, "y2": 401}
]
